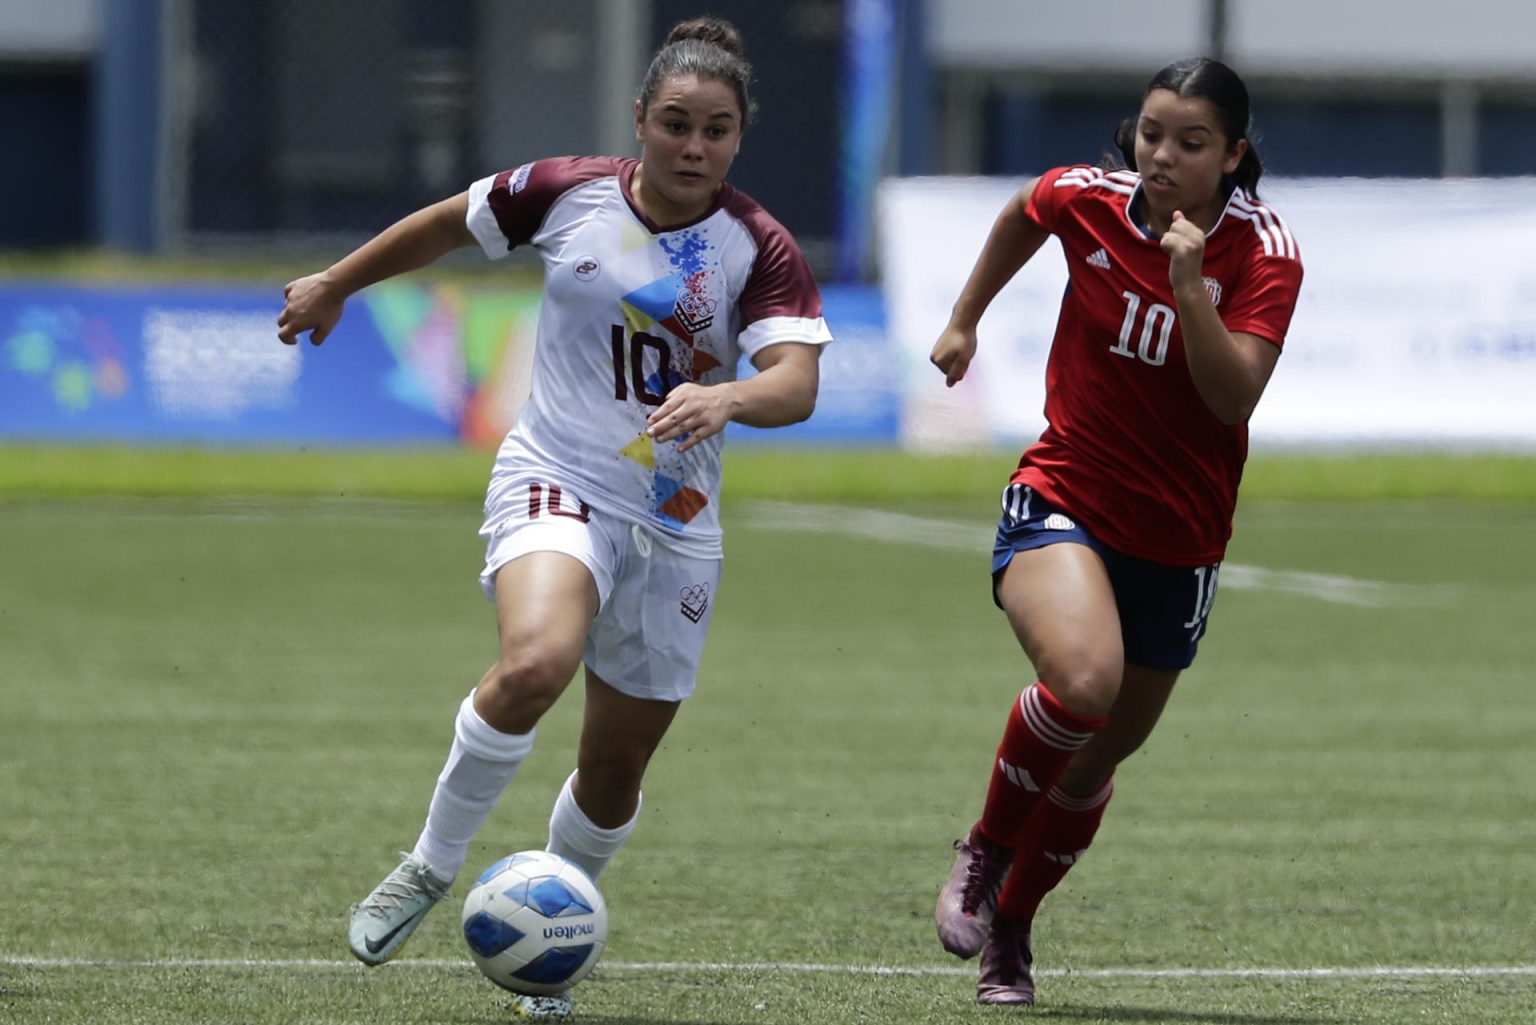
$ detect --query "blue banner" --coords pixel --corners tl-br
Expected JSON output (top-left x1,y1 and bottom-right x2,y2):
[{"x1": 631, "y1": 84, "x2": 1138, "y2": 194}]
[
  {"x1": 731, "y1": 284, "x2": 898, "y2": 445},
  {"x1": 0, "y1": 283, "x2": 458, "y2": 444},
  {"x1": 1, "y1": 281, "x2": 897, "y2": 447}
]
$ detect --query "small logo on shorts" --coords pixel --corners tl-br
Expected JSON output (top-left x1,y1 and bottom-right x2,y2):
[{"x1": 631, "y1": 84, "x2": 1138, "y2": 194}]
[
  {"x1": 1044, "y1": 513, "x2": 1076, "y2": 531},
  {"x1": 679, "y1": 583, "x2": 710, "y2": 623},
  {"x1": 573, "y1": 256, "x2": 600, "y2": 281}
]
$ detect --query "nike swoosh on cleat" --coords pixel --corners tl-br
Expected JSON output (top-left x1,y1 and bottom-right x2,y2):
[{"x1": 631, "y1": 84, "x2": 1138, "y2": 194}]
[{"x1": 363, "y1": 908, "x2": 428, "y2": 956}]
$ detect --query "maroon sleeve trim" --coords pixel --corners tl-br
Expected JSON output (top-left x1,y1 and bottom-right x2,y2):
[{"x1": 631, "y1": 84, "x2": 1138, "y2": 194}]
[
  {"x1": 484, "y1": 156, "x2": 628, "y2": 250},
  {"x1": 721, "y1": 186, "x2": 823, "y2": 325}
]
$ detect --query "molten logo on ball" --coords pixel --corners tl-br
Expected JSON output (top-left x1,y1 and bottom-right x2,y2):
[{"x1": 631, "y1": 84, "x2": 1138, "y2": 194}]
[{"x1": 462, "y1": 850, "x2": 608, "y2": 995}]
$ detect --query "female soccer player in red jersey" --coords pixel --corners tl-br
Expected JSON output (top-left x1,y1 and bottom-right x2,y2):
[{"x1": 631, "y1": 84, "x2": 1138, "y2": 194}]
[
  {"x1": 277, "y1": 17, "x2": 830, "y2": 1019},
  {"x1": 929, "y1": 58, "x2": 1304, "y2": 1006}
]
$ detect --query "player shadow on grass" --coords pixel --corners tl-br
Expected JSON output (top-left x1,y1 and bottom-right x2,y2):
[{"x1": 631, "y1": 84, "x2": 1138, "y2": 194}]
[
  {"x1": 1027, "y1": 1005, "x2": 1328, "y2": 1024},
  {"x1": 501, "y1": 1016, "x2": 732, "y2": 1025},
  {"x1": 477, "y1": 1011, "x2": 1325, "y2": 1025}
]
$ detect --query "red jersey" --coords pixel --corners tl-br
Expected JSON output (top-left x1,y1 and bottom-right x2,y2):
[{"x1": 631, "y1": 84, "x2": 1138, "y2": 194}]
[{"x1": 1013, "y1": 164, "x2": 1303, "y2": 565}]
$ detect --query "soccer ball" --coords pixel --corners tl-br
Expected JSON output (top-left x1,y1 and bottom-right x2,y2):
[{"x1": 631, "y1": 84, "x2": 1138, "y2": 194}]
[{"x1": 461, "y1": 850, "x2": 608, "y2": 995}]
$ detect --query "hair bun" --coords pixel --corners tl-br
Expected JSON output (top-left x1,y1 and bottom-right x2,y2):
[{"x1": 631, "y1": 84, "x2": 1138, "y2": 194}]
[{"x1": 664, "y1": 17, "x2": 746, "y2": 58}]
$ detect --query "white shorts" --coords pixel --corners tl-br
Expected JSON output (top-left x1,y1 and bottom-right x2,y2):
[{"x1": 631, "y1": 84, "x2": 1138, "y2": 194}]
[{"x1": 479, "y1": 479, "x2": 720, "y2": 703}]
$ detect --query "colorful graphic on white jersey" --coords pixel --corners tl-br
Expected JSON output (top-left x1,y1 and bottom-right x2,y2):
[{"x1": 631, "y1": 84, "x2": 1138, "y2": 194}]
[
  {"x1": 610, "y1": 228, "x2": 723, "y2": 529},
  {"x1": 619, "y1": 227, "x2": 725, "y2": 382},
  {"x1": 464, "y1": 157, "x2": 831, "y2": 559}
]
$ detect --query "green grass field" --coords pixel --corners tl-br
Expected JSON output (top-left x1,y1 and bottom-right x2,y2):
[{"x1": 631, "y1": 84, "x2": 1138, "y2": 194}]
[{"x1": 2, "y1": 447, "x2": 1534, "y2": 1024}]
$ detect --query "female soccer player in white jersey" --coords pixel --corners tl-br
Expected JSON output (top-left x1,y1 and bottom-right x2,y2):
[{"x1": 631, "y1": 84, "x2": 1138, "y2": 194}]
[
  {"x1": 928, "y1": 58, "x2": 1304, "y2": 1006},
  {"x1": 277, "y1": 17, "x2": 830, "y2": 1018}
]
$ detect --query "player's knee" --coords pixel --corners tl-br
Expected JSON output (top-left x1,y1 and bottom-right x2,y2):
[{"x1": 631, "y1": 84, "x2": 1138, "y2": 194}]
[
  {"x1": 1036, "y1": 655, "x2": 1122, "y2": 718},
  {"x1": 480, "y1": 647, "x2": 579, "y2": 721}
]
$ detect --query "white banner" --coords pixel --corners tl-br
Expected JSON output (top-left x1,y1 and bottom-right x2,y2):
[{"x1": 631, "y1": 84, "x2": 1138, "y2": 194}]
[{"x1": 877, "y1": 175, "x2": 1536, "y2": 449}]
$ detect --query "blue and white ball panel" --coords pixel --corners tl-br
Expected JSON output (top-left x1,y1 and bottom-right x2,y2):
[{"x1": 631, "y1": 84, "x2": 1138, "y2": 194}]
[{"x1": 461, "y1": 849, "x2": 608, "y2": 996}]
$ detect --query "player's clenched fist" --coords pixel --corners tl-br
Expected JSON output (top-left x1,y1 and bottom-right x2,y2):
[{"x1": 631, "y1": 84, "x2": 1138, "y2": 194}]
[
  {"x1": 930, "y1": 324, "x2": 979, "y2": 388},
  {"x1": 1160, "y1": 210, "x2": 1207, "y2": 292},
  {"x1": 277, "y1": 272, "x2": 345, "y2": 346}
]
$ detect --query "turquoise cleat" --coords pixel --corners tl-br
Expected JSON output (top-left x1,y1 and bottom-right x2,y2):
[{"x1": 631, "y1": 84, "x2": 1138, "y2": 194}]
[{"x1": 347, "y1": 853, "x2": 451, "y2": 966}]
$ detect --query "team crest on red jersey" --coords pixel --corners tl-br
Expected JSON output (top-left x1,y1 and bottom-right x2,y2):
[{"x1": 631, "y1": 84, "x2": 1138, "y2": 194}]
[{"x1": 1202, "y1": 276, "x2": 1223, "y2": 306}]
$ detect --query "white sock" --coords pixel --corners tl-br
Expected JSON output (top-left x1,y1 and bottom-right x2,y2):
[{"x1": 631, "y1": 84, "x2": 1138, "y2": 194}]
[
  {"x1": 411, "y1": 691, "x2": 534, "y2": 884},
  {"x1": 546, "y1": 770, "x2": 639, "y2": 881}
]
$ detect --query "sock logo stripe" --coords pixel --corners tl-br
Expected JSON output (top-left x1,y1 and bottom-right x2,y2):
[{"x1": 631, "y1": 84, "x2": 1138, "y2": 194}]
[
  {"x1": 997, "y1": 758, "x2": 1041, "y2": 792},
  {"x1": 1020, "y1": 686, "x2": 1095, "y2": 751},
  {"x1": 1046, "y1": 780, "x2": 1114, "y2": 812}
]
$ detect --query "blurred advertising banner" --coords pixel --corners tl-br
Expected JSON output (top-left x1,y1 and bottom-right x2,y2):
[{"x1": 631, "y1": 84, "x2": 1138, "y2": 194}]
[
  {"x1": 0, "y1": 281, "x2": 895, "y2": 447},
  {"x1": 732, "y1": 284, "x2": 898, "y2": 445},
  {"x1": 878, "y1": 176, "x2": 1536, "y2": 449},
  {"x1": 0, "y1": 283, "x2": 484, "y2": 445}
]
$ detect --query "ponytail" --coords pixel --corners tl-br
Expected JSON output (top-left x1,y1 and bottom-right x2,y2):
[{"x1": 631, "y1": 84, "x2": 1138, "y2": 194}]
[
  {"x1": 1103, "y1": 118, "x2": 1137, "y2": 173},
  {"x1": 1229, "y1": 141, "x2": 1263, "y2": 197}
]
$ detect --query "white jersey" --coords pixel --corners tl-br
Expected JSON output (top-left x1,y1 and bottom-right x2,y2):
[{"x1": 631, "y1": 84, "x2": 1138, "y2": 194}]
[{"x1": 465, "y1": 156, "x2": 832, "y2": 558}]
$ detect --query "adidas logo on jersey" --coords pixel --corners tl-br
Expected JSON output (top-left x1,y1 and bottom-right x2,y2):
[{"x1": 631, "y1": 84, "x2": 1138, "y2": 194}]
[{"x1": 1086, "y1": 248, "x2": 1111, "y2": 270}]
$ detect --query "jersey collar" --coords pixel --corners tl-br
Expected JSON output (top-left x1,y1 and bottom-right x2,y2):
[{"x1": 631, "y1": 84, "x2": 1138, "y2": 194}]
[
  {"x1": 618, "y1": 157, "x2": 728, "y2": 234},
  {"x1": 1126, "y1": 175, "x2": 1241, "y2": 240}
]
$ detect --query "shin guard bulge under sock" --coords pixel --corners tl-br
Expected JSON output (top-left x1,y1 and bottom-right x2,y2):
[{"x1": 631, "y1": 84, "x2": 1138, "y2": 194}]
[
  {"x1": 978, "y1": 681, "x2": 1105, "y2": 849},
  {"x1": 412, "y1": 691, "x2": 536, "y2": 883}
]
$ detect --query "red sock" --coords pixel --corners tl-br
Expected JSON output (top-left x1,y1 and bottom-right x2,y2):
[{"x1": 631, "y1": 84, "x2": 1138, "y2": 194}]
[
  {"x1": 997, "y1": 777, "x2": 1115, "y2": 921},
  {"x1": 977, "y1": 682, "x2": 1106, "y2": 848}
]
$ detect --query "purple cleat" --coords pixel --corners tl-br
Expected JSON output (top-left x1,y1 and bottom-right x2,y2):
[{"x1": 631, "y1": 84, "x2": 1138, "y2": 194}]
[
  {"x1": 977, "y1": 914, "x2": 1035, "y2": 1006},
  {"x1": 935, "y1": 825, "x2": 1012, "y2": 959}
]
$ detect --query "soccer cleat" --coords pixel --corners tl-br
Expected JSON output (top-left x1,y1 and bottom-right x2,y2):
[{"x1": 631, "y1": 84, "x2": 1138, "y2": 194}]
[
  {"x1": 510, "y1": 992, "x2": 575, "y2": 1019},
  {"x1": 976, "y1": 914, "x2": 1035, "y2": 1006},
  {"x1": 935, "y1": 825, "x2": 1012, "y2": 958},
  {"x1": 347, "y1": 853, "x2": 451, "y2": 966}
]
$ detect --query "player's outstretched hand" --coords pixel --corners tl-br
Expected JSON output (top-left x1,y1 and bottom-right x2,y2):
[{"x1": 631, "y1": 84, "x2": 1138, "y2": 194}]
[
  {"x1": 647, "y1": 382, "x2": 736, "y2": 453},
  {"x1": 277, "y1": 272, "x2": 346, "y2": 346},
  {"x1": 930, "y1": 323, "x2": 978, "y2": 388},
  {"x1": 1160, "y1": 210, "x2": 1207, "y2": 293}
]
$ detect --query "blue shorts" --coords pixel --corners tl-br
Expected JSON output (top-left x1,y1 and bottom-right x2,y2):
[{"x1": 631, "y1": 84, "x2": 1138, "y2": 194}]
[{"x1": 991, "y1": 484, "x2": 1221, "y2": 671}]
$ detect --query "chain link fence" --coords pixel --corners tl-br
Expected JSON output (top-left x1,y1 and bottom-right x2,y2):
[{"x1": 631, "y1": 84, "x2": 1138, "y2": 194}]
[{"x1": 175, "y1": 0, "x2": 844, "y2": 269}]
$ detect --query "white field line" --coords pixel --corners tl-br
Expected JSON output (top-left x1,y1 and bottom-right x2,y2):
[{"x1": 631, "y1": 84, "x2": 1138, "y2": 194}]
[
  {"x1": 739, "y1": 501, "x2": 1453, "y2": 608},
  {"x1": 2, "y1": 956, "x2": 1534, "y2": 980}
]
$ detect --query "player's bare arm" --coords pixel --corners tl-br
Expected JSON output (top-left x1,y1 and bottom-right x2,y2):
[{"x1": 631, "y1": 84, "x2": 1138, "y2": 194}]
[
  {"x1": 1163, "y1": 210, "x2": 1280, "y2": 423},
  {"x1": 277, "y1": 193, "x2": 476, "y2": 346},
  {"x1": 646, "y1": 341, "x2": 820, "y2": 453},
  {"x1": 931, "y1": 177, "x2": 1050, "y2": 387}
]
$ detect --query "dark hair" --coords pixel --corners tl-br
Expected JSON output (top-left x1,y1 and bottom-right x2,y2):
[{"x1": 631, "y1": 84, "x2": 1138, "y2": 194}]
[
  {"x1": 1110, "y1": 57, "x2": 1264, "y2": 197},
  {"x1": 638, "y1": 18, "x2": 757, "y2": 128}
]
